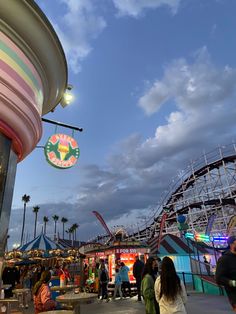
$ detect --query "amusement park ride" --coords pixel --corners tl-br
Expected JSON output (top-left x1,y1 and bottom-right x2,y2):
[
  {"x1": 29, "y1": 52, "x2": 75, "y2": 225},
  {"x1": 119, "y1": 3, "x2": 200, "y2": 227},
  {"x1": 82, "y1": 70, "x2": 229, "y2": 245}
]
[{"x1": 92, "y1": 144, "x2": 236, "y2": 248}]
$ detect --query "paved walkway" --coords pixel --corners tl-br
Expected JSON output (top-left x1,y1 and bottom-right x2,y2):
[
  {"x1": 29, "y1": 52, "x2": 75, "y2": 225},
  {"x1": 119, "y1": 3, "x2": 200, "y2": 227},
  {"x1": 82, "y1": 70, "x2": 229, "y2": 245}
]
[
  {"x1": 9, "y1": 292, "x2": 232, "y2": 313},
  {"x1": 80, "y1": 293, "x2": 232, "y2": 314}
]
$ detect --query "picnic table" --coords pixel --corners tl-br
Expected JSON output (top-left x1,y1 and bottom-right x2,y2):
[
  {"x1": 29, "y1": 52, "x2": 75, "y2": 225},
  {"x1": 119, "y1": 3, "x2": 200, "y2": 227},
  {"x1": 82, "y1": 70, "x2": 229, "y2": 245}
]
[
  {"x1": 56, "y1": 292, "x2": 97, "y2": 314},
  {"x1": 0, "y1": 298, "x2": 18, "y2": 314}
]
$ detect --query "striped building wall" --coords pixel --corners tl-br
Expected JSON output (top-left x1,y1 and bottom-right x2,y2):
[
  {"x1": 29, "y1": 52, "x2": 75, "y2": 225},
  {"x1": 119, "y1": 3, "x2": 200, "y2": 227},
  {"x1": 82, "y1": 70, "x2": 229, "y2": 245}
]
[{"x1": 0, "y1": 31, "x2": 43, "y2": 114}]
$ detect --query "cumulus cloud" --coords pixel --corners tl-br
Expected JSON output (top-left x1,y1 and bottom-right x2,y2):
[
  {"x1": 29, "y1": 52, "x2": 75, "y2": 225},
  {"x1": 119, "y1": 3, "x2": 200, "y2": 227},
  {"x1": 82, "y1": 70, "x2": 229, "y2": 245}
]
[
  {"x1": 139, "y1": 47, "x2": 236, "y2": 115},
  {"x1": 52, "y1": 0, "x2": 106, "y2": 73},
  {"x1": 112, "y1": 0, "x2": 181, "y2": 17},
  {"x1": 9, "y1": 48, "x2": 236, "y2": 246}
]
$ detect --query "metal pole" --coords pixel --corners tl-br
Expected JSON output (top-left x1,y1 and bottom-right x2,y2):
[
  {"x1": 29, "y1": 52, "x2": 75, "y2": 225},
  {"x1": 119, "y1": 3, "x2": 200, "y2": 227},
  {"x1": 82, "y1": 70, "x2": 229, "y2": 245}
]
[{"x1": 42, "y1": 117, "x2": 83, "y2": 132}]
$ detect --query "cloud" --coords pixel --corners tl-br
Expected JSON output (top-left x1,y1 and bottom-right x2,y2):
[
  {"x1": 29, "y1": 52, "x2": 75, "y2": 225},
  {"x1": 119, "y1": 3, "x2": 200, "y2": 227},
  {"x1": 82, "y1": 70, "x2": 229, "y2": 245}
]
[
  {"x1": 112, "y1": 0, "x2": 181, "y2": 17},
  {"x1": 52, "y1": 0, "x2": 106, "y2": 73},
  {"x1": 9, "y1": 47, "x2": 236, "y2": 246},
  {"x1": 138, "y1": 47, "x2": 236, "y2": 115}
]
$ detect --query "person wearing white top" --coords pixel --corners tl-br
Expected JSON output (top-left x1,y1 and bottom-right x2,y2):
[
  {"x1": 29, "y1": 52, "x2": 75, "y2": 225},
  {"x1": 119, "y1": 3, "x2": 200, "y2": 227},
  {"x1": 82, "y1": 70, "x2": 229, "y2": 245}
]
[{"x1": 154, "y1": 257, "x2": 187, "y2": 314}]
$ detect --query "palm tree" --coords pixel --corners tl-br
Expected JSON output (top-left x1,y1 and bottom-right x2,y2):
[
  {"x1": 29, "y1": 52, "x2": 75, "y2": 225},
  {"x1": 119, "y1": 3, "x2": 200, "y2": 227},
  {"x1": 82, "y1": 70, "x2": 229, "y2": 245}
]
[
  {"x1": 66, "y1": 228, "x2": 72, "y2": 241},
  {"x1": 32, "y1": 206, "x2": 40, "y2": 238},
  {"x1": 72, "y1": 223, "x2": 79, "y2": 241},
  {"x1": 61, "y1": 217, "x2": 68, "y2": 240},
  {"x1": 43, "y1": 216, "x2": 49, "y2": 235},
  {"x1": 52, "y1": 215, "x2": 59, "y2": 239},
  {"x1": 20, "y1": 194, "x2": 30, "y2": 245}
]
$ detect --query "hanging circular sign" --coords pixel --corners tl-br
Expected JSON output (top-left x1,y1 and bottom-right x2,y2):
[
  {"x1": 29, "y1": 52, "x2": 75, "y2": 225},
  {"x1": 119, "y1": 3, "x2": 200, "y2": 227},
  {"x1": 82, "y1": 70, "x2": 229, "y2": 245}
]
[{"x1": 44, "y1": 134, "x2": 80, "y2": 169}]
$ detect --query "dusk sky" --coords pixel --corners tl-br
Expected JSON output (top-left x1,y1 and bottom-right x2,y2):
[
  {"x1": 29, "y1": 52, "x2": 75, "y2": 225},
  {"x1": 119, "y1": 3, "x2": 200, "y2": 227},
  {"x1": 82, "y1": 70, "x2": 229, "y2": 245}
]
[{"x1": 8, "y1": 0, "x2": 236, "y2": 248}]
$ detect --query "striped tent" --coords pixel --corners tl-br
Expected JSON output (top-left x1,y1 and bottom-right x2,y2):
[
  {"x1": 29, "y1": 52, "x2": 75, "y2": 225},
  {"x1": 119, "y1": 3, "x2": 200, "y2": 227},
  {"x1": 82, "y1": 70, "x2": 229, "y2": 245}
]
[
  {"x1": 18, "y1": 233, "x2": 63, "y2": 252},
  {"x1": 151, "y1": 234, "x2": 213, "y2": 256}
]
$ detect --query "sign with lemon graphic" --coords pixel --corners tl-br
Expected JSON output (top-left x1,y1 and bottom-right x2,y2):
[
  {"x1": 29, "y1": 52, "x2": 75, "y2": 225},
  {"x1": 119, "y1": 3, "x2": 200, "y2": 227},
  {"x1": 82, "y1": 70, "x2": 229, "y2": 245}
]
[{"x1": 44, "y1": 134, "x2": 80, "y2": 169}]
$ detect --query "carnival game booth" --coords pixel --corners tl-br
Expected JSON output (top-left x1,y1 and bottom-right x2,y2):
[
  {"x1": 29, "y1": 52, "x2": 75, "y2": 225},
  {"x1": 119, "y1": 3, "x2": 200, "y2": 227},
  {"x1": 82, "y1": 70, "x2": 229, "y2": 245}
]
[{"x1": 84, "y1": 240, "x2": 149, "y2": 293}]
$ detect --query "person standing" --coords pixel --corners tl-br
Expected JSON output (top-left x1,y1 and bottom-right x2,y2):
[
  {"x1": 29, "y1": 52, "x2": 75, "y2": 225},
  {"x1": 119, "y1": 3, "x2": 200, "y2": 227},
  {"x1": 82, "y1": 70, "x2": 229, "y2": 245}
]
[
  {"x1": 216, "y1": 236, "x2": 236, "y2": 312},
  {"x1": 99, "y1": 264, "x2": 109, "y2": 301},
  {"x1": 141, "y1": 257, "x2": 159, "y2": 314},
  {"x1": 2, "y1": 261, "x2": 20, "y2": 297},
  {"x1": 156, "y1": 257, "x2": 162, "y2": 274},
  {"x1": 133, "y1": 255, "x2": 144, "y2": 301},
  {"x1": 120, "y1": 262, "x2": 131, "y2": 297},
  {"x1": 112, "y1": 268, "x2": 123, "y2": 299},
  {"x1": 203, "y1": 255, "x2": 211, "y2": 276},
  {"x1": 154, "y1": 257, "x2": 187, "y2": 314}
]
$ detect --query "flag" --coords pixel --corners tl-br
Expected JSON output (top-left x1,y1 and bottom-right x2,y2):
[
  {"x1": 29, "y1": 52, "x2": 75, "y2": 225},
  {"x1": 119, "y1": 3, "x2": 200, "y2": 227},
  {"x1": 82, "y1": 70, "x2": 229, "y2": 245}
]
[{"x1": 148, "y1": 212, "x2": 168, "y2": 255}]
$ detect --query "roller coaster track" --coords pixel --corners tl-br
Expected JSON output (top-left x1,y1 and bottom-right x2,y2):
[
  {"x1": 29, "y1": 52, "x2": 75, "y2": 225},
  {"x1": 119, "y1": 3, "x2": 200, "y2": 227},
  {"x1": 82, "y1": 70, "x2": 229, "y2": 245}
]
[
  {"x1": 128, "y1": 145, "x2": 236, "y2": 241},
  {"x1": 91, "y1": 144, "x2": 236, "y2": 243}
]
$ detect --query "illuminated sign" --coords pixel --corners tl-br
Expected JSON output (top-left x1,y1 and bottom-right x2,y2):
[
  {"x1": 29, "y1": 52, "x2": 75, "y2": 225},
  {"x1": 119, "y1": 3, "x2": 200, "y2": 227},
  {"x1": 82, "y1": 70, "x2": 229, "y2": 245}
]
[{"x1": 44, "y1": 134, "x2": 80, "y2": 169}]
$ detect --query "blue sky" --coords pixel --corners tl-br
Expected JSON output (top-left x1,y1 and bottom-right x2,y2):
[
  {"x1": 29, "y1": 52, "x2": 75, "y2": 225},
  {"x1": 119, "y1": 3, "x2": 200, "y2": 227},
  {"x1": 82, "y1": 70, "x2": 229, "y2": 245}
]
[{"x1": 9, "y1": 0, "x2": 236, "y2": 248}]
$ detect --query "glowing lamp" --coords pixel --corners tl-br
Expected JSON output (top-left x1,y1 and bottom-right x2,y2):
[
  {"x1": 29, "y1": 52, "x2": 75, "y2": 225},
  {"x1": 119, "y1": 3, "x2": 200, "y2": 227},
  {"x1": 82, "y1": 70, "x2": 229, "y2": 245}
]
[
  {"x1": 61, "y1": 84, "x2": 74, "y2": 108},
  {"x1": 185, "y1": 232, "x2": 194, "y2": 240},
  {"x1": 195, "y1": 234, "x2": 210, "y2": 242}
]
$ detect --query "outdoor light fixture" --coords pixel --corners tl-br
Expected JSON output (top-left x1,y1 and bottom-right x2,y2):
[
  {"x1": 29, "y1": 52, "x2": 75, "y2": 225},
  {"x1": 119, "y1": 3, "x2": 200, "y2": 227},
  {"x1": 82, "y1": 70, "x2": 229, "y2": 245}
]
[
  {"x1": 185, "y1": 232, "x2": 194, "y2": 240},
  {"x1": 195, "y1": 234, "x2": 210, "y2": 242},
  {"x1": 61, "y1": 84, "x2": 74, "y2": 108},
  {"x1": 212, "y1": 236, "x2": 228, "y2": 242}
]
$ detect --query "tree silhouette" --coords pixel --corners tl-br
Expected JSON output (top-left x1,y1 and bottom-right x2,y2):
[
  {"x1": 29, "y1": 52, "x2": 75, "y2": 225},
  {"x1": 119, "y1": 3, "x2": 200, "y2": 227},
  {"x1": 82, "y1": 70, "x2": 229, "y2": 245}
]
[
  {"x1": 33, "y1": 206, "x2": 40, "y2": 238},
  {"x1": 20, "y1": 194, "x2": 30, "y2": 245},
  {"x1": 52, "y1": 215, "x2": 59, "y2": 239},
  {"x1": 43, "y1": 216, "x2": 49, "y2": 235},
  {"x1": 61, "y1": 217, "x2": 68, "y2": 240}
]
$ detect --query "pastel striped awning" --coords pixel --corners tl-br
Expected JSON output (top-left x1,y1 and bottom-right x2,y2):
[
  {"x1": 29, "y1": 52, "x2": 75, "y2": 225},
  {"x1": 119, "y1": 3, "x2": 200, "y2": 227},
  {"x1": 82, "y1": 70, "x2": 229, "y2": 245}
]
[
  {"x1": 18, "y1": 234, "x2": 63, "y2": 252},
  {"x1": 155, "y1": 234, "x2": 212, "y2": 255}
]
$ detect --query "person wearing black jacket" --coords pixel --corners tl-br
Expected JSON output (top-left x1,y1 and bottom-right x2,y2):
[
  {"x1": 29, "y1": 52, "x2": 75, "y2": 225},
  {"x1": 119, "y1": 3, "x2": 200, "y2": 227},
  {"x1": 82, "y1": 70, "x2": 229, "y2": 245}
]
[
  {"x1": 2, "y1": 261, "x2": 20, "y2": 297},
  {"x1": 133, "y1": 256, "x2": 144, "y2": 301},
  {"x1": 216, "y1": 236, "x2": 236, "y2": 312}
]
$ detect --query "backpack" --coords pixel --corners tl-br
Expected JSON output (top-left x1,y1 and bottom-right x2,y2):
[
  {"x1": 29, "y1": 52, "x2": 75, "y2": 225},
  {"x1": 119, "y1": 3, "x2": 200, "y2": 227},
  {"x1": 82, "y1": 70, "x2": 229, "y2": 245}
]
[{"x1": 100, "y1": 270, "x2": 107, "y2": 282}]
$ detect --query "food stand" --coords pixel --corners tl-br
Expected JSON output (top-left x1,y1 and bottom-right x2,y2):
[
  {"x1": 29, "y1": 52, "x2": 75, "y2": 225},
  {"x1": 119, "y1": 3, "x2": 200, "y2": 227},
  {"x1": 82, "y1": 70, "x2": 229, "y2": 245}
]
[{"x1": 84, "y1": 240, "x2": 149, "y2": 284}]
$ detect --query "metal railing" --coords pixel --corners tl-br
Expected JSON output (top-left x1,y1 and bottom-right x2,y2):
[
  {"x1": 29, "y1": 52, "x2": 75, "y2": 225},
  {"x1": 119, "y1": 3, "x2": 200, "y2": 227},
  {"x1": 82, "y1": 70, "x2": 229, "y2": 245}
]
[{"x1": 176, "y1": 271, "x2": 225, "y2": 296}]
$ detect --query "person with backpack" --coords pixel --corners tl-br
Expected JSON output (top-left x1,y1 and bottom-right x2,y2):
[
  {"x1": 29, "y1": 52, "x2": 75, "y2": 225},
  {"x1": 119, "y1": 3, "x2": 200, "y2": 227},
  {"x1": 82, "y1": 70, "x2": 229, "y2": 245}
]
[
  {"x1": 33, "y1": 270, "x2": 57, "y2": 314},
  {"x1": 99, "y1": 264, "x2": 109, "y2": 301}
]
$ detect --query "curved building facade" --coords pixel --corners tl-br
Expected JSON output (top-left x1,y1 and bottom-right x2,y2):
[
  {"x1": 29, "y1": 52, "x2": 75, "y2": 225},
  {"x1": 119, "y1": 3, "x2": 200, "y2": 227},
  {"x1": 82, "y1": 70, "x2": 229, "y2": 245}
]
[{"x1": 0, "y1": 0, "x2": 68, "y2": 256}]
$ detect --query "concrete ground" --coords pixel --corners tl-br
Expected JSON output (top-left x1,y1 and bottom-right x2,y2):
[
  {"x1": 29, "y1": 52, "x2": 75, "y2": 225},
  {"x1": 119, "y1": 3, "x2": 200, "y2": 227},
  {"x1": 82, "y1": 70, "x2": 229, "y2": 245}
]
[
  {"x1": 80, "y1": 293, "x2": 232, "y2": 314},
  {"x1": 7, "y1": 292, "x2": 232, "y2": 313}
]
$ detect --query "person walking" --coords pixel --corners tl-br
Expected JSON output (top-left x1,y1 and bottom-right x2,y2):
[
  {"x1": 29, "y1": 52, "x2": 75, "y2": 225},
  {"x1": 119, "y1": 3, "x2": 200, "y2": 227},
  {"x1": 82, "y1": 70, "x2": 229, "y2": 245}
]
[
  {"x1": 154, "y1": 256, "x2": 187, "y2": 314},
  {"x1": 216, "y1": 236, "x2": 236, "y2": 312},
  {"x1": 120, "y1": 262, "x2": 131, "y2": 297},
  {"x1": 99, "y1": 264, "x2": 109, "y2": 301},
  {"x1": 133, "y1": 255, "x2": 144, "y2": 301},
  {"x1": 113, "y1": 268, "x2": 123, "y2": 299},
  {"x1": 141, "y1": 257, "x2": 159, "y2": 314}
]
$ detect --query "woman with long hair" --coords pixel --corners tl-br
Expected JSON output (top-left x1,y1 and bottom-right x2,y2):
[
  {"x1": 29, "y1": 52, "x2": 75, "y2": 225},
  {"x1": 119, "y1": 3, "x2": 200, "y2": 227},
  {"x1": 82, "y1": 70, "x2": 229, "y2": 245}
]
[
  {"x1": 141, "y1": 257, "x2": 160, "y2": 314},
  {"x1": 33, "y1": 270, "x2": 56, "y2": 314},
  {"x1": 154, "y1": 257, "x2": 187, "y2": 314}
]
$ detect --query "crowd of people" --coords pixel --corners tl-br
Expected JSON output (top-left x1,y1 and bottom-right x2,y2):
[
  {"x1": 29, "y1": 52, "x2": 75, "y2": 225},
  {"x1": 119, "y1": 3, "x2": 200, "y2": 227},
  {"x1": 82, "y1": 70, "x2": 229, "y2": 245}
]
[
  {"x1": 94, "y1": 255, "x2": 187, "y2": 314},
  {"x1": 1, "y1": 235, "x2": 236, "y2": 313},
  {"x1": 1, "y1": 261, "x2": 73, "y2": 313}
]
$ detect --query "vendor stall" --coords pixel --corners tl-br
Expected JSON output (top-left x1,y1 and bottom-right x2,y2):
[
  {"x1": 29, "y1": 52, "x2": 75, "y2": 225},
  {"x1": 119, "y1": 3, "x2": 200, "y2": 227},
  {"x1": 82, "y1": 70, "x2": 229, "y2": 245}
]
[{"x1": 84, "y1": 240, "x2": 149, "y2": 284}]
